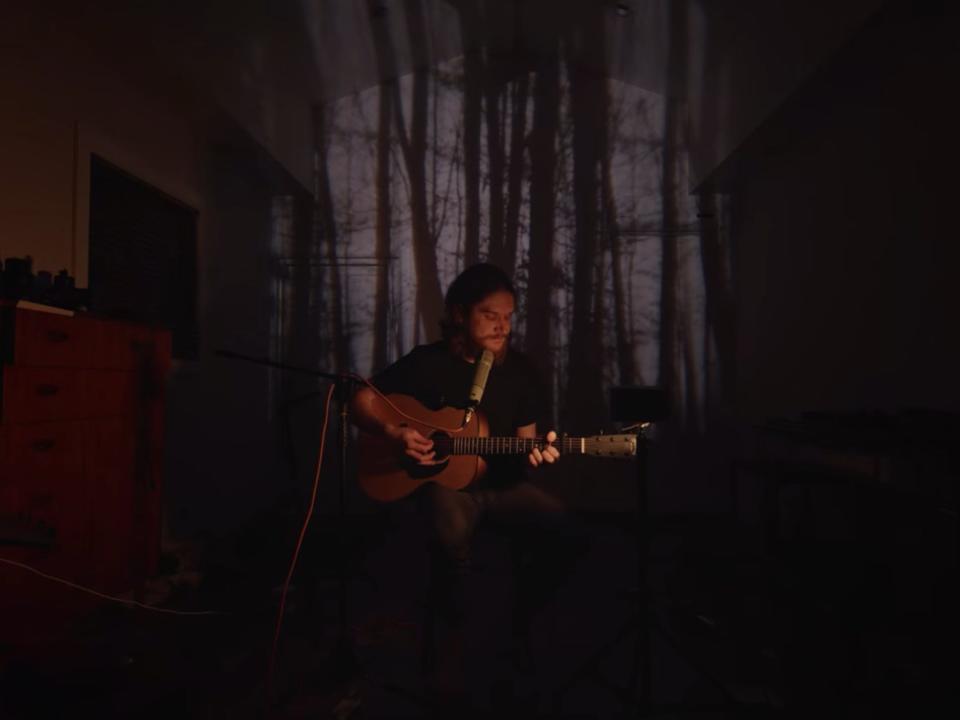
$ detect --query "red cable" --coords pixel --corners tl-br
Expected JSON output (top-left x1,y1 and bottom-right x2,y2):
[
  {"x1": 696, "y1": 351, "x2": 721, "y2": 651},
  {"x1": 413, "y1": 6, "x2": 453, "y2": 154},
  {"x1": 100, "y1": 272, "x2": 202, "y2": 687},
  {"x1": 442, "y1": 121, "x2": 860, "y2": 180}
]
[
  {"x1": 266, "y1": 371, "x2": 466, "y2": 703},
  {"x1": 267, "y1": 382, "x2": 336, "y2": 700}
]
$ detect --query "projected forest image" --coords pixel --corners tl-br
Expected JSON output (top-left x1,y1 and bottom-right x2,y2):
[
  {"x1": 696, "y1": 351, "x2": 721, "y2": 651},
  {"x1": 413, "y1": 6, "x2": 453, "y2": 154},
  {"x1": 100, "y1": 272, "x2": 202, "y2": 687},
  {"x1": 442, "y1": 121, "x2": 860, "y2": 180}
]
[{"x1": 282, "y1": 2, "x2": 732, "y2": 435}]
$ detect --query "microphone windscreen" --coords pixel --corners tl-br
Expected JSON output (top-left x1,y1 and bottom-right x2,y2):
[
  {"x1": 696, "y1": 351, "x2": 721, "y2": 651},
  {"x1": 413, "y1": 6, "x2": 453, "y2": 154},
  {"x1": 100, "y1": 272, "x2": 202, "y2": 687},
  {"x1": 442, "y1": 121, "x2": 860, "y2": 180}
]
[{"x1": 468, "y1": 349, "x2": 494, "y2": 405}]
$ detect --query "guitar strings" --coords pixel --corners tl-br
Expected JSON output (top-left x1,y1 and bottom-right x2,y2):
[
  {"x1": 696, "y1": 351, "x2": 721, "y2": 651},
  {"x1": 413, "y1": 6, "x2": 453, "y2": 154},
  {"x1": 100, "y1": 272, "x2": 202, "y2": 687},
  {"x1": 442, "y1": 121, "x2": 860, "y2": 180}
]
[{"x1": 451, "y1": 436, "x2": 580, "y2": 453}]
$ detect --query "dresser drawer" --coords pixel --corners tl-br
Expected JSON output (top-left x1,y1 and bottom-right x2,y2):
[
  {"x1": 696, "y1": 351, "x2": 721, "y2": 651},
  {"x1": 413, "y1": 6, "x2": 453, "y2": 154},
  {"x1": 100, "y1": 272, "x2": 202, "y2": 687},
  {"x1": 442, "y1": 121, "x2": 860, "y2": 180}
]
[
  {"x1": 83, "y1": 369, "x2": 136, "y2": 418},
  {"x1": 0, "y1": 426, "x2": 17, "y2": 508},
  {"x1": 1, "y1": 308, "x2": 97, "y2": 368},
  {"x1": 1, "y1": 421, "x2": 84, "y2": 486},
  {"x1": 0, "y1": 421, "x2": 86, "y2": 541},
  {"x1": 85, "y1": 418, "x2": 136, "y2": 592},
  {"x1": 0, "y1": 420, "x2": 89, "y2": 576},
  {"x1": 1, "y1": 366, "x2": 85, "y2": 423}
]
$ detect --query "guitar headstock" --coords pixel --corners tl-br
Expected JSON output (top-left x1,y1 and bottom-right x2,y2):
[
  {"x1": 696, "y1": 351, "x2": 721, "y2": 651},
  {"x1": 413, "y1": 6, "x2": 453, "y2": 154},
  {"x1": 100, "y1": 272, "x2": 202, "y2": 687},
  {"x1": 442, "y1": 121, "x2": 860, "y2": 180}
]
[{"x1": 583, "y1": 434, "x2": 637, "y2": 458}]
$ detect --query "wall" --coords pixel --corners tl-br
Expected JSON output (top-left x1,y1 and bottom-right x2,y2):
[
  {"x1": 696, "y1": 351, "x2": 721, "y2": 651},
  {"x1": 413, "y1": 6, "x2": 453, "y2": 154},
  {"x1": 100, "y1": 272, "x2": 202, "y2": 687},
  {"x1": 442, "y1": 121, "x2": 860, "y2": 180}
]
[
  {"x1": 729, "y1": 7, "x2": 959, "y2": 420},
  {"x1": 0, "y1": 4, "x2": 204, "y2": 282},
  {"x1": 686, "y1": 0, "x2": 883, "y2": 190},
  {"x1": 0, "y1": 3, "x2": 320, "y2": 539}
]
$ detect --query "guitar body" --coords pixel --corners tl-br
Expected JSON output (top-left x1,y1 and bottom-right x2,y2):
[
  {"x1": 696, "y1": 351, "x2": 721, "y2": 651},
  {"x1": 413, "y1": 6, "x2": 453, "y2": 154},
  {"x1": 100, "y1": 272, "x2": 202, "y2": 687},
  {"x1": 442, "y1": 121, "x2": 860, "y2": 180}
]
[{"x1": 357, "y1": 394, "x2": 490, "y2": 502}]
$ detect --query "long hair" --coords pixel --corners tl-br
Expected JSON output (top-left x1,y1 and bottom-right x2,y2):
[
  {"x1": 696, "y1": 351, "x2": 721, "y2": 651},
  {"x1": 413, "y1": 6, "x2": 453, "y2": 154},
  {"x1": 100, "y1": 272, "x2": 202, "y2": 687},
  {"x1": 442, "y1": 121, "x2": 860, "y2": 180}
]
[{"x1": 441, "y1": 263, "x2": 515, "y2": 361}]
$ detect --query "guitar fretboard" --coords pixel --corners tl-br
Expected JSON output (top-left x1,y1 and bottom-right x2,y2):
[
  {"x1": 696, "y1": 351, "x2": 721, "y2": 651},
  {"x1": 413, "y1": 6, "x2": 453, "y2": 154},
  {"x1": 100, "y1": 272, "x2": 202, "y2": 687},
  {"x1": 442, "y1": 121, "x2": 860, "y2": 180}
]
[{"x1": 451, "y1": 436, "x2": 585, "y2": 455}]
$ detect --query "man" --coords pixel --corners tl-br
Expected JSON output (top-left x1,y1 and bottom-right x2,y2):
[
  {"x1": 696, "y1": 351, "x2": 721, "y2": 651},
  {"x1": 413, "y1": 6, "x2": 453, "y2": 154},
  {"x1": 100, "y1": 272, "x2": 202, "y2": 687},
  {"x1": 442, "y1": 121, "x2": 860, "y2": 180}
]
[{"x1": 351, "y1": 263, "x2": 568, "y2": 704}]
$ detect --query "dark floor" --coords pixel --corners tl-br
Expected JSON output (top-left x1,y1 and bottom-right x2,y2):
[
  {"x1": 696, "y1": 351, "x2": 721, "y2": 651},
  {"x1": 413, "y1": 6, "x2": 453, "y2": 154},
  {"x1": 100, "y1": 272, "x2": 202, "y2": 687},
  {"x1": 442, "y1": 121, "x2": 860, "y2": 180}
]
[{"x1": 1, "y1": 486, "x2": 955, "y2": 719}]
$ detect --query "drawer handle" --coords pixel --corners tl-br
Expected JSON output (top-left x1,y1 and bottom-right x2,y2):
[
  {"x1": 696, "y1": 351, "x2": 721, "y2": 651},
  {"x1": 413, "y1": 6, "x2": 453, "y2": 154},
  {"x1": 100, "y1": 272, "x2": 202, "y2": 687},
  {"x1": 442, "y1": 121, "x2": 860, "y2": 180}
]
[
  {"x1": 36, "y1": 384, "x2": 60, "y2": 397},
  {"x1": 46, "y1": 330, "x2": 69, "y2": 343},
  {"x1": 32, "y1": 439, "x2": 56, "y2": 452}
]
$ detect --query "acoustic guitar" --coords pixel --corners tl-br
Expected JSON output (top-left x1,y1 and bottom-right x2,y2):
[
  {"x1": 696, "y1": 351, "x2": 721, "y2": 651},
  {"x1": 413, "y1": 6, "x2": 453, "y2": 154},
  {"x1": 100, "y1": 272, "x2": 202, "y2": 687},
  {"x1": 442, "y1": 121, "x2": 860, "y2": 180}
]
[{"x1": 357, "y1": 393, "x2": 637, "y2": 502}]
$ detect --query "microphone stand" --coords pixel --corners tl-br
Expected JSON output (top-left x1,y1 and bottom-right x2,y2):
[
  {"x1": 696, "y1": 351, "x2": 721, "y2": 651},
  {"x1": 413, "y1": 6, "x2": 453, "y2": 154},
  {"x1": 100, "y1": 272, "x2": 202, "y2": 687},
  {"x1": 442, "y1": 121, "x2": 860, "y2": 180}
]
[
  {"x1": 216, "y1": 350, "x2": 364, "y2": 689},
  {"x1": 551, "y1": 413, "x2": 742, "y2": 716},
  {"x1": 549, "y1": 422, "x2": 653, "y2": 714}
]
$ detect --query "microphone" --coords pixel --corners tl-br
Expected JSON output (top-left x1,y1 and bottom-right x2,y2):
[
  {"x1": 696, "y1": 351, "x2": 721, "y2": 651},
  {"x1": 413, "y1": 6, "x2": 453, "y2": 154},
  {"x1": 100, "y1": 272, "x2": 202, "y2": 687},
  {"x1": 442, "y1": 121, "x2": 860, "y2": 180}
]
[{"x1": 463, "y1": 349, "x2": 494, "y2": 426}]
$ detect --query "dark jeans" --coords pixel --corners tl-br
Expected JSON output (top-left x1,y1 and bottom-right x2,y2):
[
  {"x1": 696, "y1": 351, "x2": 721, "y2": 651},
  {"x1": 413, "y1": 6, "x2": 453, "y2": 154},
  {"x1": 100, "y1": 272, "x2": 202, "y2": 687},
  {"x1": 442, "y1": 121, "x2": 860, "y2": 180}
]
[{"x1": 418, "y1": 479, "x2": 583, "y2": 677}]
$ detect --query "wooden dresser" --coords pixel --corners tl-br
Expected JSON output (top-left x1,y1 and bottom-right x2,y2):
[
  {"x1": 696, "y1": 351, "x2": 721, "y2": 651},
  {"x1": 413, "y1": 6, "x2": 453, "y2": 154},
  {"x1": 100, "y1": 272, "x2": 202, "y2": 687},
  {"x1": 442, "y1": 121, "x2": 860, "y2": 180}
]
[{"x1": 0, "y1": 305, "x2": 170, "y2": 616}]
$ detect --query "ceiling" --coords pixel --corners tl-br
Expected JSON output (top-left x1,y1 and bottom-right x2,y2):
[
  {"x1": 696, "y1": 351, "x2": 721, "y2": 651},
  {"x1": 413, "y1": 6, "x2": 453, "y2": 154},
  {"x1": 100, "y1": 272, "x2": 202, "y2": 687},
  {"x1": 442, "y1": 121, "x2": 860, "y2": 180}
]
[
  {"x1": 36, "y1": 0, "x2": 886, "y2": 189},
  {"x1": 297, "y1": 0, "x2": 885, "y2": 187},
  {"x1": 300, "y1": 0, "x2": 883, "y2": 104},
  {"x1": 301, "y1": 0, "x2": 678, "y2": 103}
]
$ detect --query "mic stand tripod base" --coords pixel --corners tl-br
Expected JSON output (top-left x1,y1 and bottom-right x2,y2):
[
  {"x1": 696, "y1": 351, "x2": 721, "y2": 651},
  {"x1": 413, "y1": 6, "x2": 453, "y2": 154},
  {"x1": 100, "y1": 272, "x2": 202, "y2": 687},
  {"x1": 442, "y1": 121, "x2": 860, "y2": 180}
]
[
  {"x1": 550, "y1": 426, "x2": 744, "y2": 716},
  {"x1": 550, "y1": 427, "x2": 653, "y2": 715},
  {"x1": 331, "y1": 379, "x2": 362, "y2": 688}
]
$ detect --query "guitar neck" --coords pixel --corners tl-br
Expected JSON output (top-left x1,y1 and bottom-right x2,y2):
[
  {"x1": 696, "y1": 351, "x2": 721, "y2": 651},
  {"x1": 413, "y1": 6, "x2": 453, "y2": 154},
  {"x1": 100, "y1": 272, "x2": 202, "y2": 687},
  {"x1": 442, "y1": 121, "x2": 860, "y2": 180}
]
[{"x1": 452, "y1": 436, "x2": 587, "y2": 456}]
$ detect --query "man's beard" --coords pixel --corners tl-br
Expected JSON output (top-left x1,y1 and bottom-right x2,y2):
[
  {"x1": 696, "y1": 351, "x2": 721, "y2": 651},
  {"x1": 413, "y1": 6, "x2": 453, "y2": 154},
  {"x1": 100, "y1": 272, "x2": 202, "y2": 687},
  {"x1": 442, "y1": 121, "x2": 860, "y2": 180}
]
[{"x1": 462, "y1": 335, "x2": 509, "y2": 365}]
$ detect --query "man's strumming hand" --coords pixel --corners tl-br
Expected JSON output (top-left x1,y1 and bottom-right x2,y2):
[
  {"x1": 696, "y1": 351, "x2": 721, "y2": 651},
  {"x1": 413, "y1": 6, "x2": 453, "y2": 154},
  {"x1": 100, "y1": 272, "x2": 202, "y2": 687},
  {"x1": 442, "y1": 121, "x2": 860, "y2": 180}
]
[{"x1": 386, "y1": 424, "x2": 437, "y2": 465}]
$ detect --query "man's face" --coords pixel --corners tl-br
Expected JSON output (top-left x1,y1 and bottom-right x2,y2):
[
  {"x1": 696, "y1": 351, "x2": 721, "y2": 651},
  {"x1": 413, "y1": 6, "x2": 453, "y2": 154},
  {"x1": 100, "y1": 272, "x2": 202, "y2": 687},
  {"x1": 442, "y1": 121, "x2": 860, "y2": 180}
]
[{"x1": 463, "y1": 289, "x2": 514, "y2": 358}]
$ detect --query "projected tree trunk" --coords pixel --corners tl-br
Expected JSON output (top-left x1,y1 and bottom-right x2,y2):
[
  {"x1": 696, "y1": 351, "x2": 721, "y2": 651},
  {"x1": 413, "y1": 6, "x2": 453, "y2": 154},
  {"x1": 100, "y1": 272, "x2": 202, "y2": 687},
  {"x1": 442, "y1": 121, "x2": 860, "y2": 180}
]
[
  {"x1": 367, "y1": 0, "x2": 402, "y2": 360},
  {"x1": 602, "y1": 84, "x2": 637, "y2": 387},
  {"x1": 394, "y1": 0, "x2": 444, "y2": 342},
  {"x1": 371, "y1": 82, "x2": 393, "y2": 373},
  {"x1": 659, "y1": 109, "x2": 680, "y2": 419},
  {"x1": 525, "y1": 53, "x2": 559, "y2": 422},
  {"x1": 314, "y1": 105, "x2": 351, "y2": 373},
  {"x1": 485, "y1": 70, "x2": 506, "y2": 271},
  {"x1": 502, "y1": 72, "x2": 529, "y2": 277},
  {"x1": 562, "y1": 6, "x2": 607, "y2": 433},
  {"x1": 458, "y1": 1, "x2": 482, "y2": 267},
  {"x1": 659, "y1": 0, "x2": 689, "y2": 423},
  {"x1": 697, "y1": 10, "x2": 736, "y2": 420}
]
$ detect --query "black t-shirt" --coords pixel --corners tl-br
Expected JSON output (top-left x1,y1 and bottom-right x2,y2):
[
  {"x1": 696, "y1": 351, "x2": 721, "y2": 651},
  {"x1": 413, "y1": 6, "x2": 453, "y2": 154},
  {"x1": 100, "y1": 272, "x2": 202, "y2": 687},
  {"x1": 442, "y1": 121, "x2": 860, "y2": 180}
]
[{"x1": 371, "y1": 341, "x2": 545, "y2": 486}]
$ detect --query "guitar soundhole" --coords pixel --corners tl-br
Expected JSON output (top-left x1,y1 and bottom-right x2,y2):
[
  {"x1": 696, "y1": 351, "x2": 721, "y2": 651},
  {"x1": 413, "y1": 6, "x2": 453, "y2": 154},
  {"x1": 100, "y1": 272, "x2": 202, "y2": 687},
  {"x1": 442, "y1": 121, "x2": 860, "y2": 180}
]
[{"x1": 429, "y1": 431, "x2": 453, "y2": 462}]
